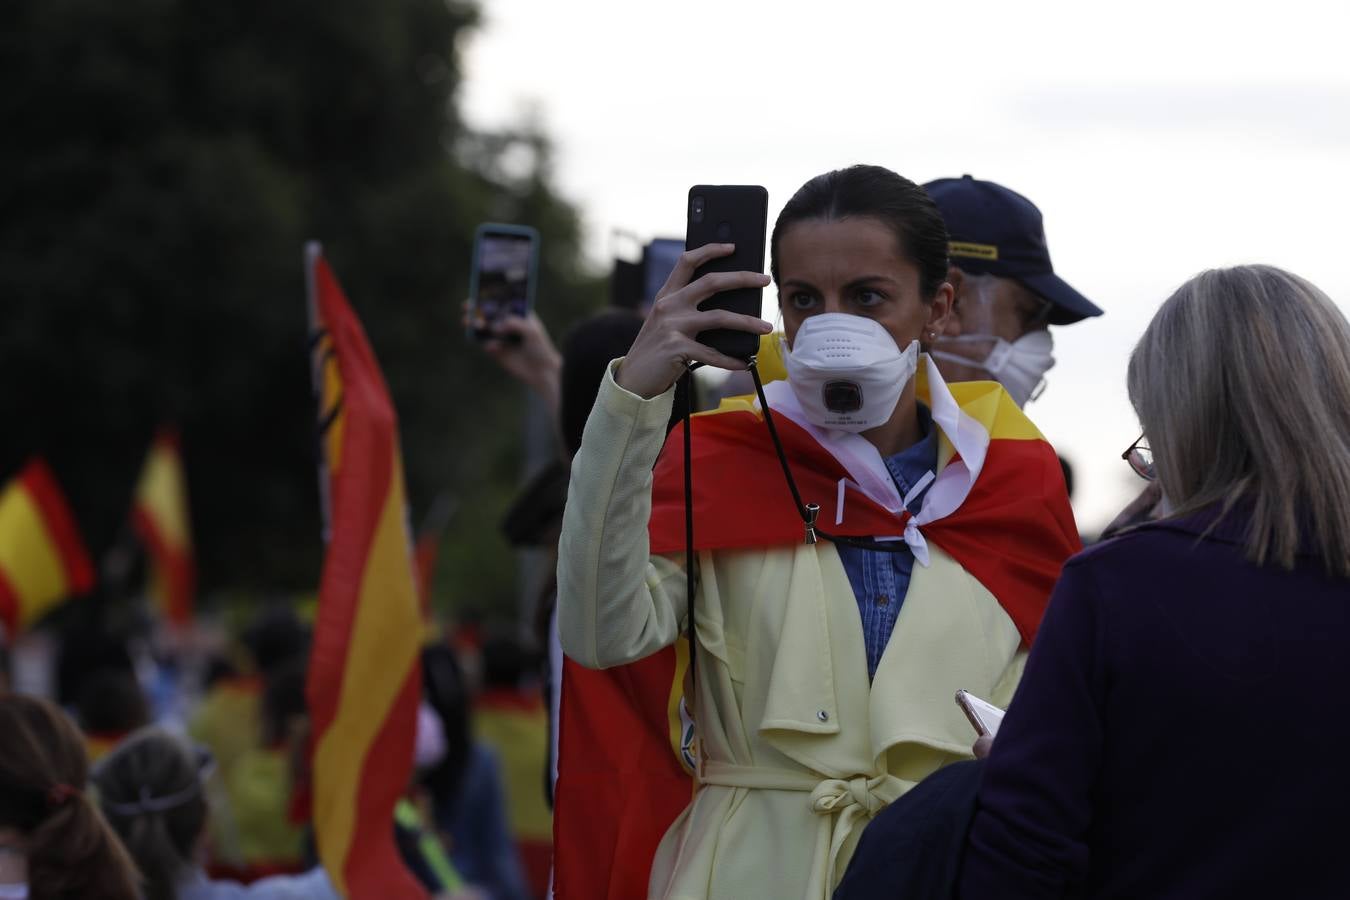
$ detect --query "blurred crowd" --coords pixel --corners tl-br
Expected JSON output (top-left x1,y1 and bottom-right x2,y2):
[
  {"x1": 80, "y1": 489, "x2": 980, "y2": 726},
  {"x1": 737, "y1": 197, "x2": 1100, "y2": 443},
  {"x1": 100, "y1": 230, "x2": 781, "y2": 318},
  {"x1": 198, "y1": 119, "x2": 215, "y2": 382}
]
[
  {"x1": 1, "y1": 600, "x2": 551, "y2": 900},
  {"x1": 4, "y1": 166, "x2": 1349, "y2": 900}
]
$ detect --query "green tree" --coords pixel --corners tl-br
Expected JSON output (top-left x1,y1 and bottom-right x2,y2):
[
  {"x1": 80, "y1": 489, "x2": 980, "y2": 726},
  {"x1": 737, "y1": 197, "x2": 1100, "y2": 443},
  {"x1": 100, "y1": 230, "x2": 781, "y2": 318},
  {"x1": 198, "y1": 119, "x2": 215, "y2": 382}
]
[{"x1": 0, "y1": 0, "x2": 603, "y2": 619}]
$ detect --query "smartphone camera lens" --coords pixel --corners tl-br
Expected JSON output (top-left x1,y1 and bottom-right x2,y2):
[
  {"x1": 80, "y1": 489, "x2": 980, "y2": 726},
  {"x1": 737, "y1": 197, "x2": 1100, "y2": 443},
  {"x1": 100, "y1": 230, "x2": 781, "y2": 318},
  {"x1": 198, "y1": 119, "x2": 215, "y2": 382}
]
[{"x1": 691, "y1": 196, "x2": 705, "y2": 223}]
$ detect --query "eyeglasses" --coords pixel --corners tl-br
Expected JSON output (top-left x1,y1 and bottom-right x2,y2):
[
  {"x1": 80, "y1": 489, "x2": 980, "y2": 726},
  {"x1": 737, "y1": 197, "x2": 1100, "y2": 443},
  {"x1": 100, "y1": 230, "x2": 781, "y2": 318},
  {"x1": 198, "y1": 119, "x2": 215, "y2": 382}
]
[{"x1": 1122, "y1": 433, "x2": 1155, "y2": 481}]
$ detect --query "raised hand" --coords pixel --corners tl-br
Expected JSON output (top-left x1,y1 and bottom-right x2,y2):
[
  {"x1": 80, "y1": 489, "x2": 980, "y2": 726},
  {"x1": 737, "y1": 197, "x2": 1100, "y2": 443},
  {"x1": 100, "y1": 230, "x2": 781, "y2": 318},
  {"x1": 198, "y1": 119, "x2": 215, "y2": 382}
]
[{"x1": 614, "y1": 243, "x2": 773, "y2": 399}]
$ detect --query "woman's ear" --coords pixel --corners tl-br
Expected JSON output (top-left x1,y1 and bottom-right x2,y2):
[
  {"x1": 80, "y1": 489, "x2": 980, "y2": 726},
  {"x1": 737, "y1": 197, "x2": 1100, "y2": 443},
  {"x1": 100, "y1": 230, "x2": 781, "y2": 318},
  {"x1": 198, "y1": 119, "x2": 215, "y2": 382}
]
[{"x1": 923, "y1": 280, "x2": 955, "y2": 351}]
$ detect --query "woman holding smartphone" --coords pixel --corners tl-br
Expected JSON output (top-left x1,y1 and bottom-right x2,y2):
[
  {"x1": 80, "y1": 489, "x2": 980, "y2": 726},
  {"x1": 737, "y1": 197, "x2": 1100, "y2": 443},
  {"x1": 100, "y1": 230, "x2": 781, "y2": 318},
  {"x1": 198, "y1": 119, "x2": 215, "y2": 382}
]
[{"x1": 556, "y1": 165, "x2": 1079, "y2": 899}]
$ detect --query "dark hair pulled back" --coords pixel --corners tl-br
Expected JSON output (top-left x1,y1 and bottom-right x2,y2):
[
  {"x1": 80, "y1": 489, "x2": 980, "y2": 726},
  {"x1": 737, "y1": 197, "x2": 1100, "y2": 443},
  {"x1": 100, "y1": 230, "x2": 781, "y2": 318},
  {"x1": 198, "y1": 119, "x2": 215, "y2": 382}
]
[
  {"x1": 0, "y1": 693, "x2": 140, "y2": 900},
  {"x1": 770, "y1": 164, "x2": 950, "y2": 300}
]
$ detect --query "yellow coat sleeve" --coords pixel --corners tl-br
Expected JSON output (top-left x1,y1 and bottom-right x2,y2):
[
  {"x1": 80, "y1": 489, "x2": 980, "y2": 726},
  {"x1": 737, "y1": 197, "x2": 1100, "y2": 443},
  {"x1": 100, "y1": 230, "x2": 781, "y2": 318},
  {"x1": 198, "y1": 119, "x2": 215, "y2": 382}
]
[{"x1": 556, "y1": 360, "x2": 688, "y2": 669}]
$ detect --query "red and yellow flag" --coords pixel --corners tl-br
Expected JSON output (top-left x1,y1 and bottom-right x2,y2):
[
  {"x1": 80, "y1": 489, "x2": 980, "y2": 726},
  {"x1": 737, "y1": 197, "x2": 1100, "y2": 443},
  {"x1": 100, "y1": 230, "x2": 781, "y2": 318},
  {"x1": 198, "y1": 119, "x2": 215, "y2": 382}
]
[
  {"x1": 553, "y1": 646, "x2": 695, "y2": 900},
  {"x1": 475, "y1": 688, "x2": 554, "y2": 897},
  {"x1": 131, "y1": 430, "x2": 196, "y2": 625},
  {"x1": 0, "y1": 459, "x2": 95, "y2": 634},
  {"x1": 303, "y1": 244, "x2": 427, "y2": 899}
]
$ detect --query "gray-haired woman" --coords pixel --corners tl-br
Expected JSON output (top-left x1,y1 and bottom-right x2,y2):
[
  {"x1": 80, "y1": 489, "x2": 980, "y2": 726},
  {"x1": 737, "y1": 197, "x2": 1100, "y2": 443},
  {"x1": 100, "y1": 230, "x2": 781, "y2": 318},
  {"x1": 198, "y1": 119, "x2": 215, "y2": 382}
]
[
  {"x1": 952, "y1": 265, "x2": 1350, "y2": 898},
  {"x1": 92, "y1": 729, "x2": 337, "y2": 900}
]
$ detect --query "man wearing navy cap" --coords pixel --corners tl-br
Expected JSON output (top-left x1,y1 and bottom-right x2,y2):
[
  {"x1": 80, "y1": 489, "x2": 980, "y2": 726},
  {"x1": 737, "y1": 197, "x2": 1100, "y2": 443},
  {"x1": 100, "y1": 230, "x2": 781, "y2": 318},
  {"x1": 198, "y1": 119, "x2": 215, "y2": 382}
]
[{"x1": 923, "y1": 175, "x2": 1102, "y2": 407}]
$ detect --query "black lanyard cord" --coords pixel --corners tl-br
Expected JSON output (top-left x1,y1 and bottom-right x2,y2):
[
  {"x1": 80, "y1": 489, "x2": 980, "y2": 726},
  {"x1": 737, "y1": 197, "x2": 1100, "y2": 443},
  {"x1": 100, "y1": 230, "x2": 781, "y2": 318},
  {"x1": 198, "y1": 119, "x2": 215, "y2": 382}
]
[
  {"x1": 746, "y1": 359, "x2": 917, "y2": 554},
  {"x1": 747, "y1": 358, "x2": 815, "y2": 534},
  {"x1": 681, "y1": 366, "x2": 697, "y2": 690}
]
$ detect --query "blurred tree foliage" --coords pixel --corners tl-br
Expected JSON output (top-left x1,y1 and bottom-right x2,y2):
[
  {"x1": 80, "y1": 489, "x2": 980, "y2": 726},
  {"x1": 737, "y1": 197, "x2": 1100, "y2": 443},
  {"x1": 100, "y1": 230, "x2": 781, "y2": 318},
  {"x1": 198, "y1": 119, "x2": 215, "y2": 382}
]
[{"x1": 0, "y1": 0, "x2": 603, "y2": 620}]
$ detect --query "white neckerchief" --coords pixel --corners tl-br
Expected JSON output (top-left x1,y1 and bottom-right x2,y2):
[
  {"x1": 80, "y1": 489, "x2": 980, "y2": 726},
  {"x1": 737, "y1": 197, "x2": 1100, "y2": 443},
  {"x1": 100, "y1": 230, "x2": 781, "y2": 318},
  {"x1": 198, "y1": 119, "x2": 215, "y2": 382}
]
[{"x1": 758, "y1": 354, "x2": 991, "y2": 566}]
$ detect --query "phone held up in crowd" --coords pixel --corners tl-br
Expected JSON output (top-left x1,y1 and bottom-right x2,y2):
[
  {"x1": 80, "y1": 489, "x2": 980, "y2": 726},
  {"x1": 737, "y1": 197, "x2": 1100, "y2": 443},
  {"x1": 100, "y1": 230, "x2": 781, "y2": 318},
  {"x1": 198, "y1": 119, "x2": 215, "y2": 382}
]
[
  {"x1": 955, "y1": 689, "x2": 1006, "y2": 738},
  {"x1": 684, "y1": 185, "x2": 769, "y2": 362},
  {"x1": 467, "y1": 222, "x2": 540, "y2": 344}
]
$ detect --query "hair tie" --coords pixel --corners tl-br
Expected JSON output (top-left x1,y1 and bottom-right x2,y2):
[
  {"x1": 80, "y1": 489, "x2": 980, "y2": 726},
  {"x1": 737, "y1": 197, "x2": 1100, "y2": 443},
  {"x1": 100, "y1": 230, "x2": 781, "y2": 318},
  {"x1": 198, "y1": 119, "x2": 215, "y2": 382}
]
[
  {"x1": 101, "y1": 779, "x2": 204, "y2": 817},
  {"x1": 47, "y1": 784, "x2": 78, "y2": 808}
]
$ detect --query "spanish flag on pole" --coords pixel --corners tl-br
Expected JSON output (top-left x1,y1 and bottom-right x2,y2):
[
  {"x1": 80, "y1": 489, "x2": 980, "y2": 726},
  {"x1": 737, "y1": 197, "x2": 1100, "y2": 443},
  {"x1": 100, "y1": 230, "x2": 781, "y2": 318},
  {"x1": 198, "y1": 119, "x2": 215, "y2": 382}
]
[
  {"x1": 0, "y1": 459, "x2": 95, "y2": 634},
  {"x1": 303, "y1": 243, "x2": 427, "y2": 899},
  {"x1": 131, "y1": 430, "x2": 195, "y2": 626}
]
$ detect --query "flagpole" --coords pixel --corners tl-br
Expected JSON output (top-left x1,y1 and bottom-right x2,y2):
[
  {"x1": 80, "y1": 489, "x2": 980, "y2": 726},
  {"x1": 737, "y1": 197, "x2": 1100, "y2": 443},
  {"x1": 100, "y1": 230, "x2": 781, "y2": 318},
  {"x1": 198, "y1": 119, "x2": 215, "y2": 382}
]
[
  {"x1": 304, "y1": 241, "x2": 333, "y2": 544},
  {"x1": 304, "y1": 241, "x2": 322, "y2": 332}
]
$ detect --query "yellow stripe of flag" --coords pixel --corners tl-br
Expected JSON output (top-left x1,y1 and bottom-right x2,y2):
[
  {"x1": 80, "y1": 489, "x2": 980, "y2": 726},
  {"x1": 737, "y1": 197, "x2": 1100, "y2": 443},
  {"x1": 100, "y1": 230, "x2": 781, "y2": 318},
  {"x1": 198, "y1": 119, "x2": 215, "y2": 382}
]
[
  {"x1": 311, "y1": 458, "x2": 425, "y2": 891},
  {"x1": 0, "y1": 460, "x2": 94, "y2": 632}
]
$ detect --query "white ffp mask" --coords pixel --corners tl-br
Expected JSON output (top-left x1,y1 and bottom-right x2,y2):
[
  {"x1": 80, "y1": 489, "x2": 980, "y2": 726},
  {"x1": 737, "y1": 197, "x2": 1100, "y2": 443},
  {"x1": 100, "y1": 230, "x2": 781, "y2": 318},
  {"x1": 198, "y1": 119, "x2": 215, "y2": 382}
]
[
  {"x1": 783, "y1": 313, "x2": 919, "y2": 433},
  {"x1": 930, "y1": 329, "x2": 1055, "y2": 407}
]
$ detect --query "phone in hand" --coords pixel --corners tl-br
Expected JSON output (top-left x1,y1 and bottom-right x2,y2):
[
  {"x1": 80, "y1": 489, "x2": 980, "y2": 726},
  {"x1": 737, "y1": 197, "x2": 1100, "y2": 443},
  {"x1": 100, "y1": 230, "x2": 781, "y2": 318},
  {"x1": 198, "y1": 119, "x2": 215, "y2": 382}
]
[
  {"x1": 684, "y1": 185, "x2": 769, "y2": 362},
  {"x1": 467, "y1": 223, "x2": 540, "y2": 343},
  {"x1": 955, "y1": 689, "x2": 1006, "y2": 738}
]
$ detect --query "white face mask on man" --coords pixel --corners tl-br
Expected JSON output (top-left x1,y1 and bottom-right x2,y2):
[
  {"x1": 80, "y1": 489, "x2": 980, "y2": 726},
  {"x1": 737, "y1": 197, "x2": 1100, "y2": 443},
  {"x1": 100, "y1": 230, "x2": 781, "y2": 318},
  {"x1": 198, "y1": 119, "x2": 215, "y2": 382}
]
[
  {"x1": 783, "y1": 313, "x2": 919, "y2": 433},
  {"x1": 930, "y1": 328, "x2": 1055, "y2": 407}
]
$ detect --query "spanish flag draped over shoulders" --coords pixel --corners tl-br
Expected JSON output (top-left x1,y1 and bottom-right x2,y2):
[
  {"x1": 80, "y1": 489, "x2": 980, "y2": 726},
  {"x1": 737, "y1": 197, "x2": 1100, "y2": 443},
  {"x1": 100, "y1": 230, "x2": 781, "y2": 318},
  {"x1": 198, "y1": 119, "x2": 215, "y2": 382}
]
[
  {"x1": 649, "y1": 352, "x2": 1080, "y2": 645},
  {"x1": 0, "y1": 458, "x2": 95, "y2": 634},
  {"x1": 303, "y1": 244, "x2": 427, "y2": 899}
]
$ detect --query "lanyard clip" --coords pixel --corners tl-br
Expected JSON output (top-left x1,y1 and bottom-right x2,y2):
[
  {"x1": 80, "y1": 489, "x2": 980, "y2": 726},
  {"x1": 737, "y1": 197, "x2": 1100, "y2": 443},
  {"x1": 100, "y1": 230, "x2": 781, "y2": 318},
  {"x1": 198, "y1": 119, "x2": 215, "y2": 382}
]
[{"x1": 804, "y1": 503, "x2": 820, "y2": 545}]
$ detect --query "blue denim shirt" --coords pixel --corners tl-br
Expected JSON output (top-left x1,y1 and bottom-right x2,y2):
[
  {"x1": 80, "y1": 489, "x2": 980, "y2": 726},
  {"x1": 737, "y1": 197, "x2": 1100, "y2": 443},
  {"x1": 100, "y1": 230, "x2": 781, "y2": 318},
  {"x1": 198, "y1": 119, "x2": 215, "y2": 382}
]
[{"x1": 836, "y1": 404, "x2": 938, "y2": 679}]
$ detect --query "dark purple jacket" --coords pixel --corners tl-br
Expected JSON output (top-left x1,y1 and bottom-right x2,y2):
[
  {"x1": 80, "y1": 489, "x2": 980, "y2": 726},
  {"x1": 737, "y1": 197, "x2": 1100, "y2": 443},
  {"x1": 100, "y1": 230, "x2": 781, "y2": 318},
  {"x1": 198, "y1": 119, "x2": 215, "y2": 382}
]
[{"x1": 958, "y1": 505, "x2": 1350, "y2": 899}]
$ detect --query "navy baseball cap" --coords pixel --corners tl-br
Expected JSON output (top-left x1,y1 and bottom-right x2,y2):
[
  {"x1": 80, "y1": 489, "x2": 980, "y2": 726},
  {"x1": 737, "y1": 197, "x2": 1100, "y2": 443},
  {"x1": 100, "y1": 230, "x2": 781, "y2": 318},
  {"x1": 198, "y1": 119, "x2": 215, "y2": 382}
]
[{"x1": 924, "y1": 175, "x2": 1102, "y2": 325}]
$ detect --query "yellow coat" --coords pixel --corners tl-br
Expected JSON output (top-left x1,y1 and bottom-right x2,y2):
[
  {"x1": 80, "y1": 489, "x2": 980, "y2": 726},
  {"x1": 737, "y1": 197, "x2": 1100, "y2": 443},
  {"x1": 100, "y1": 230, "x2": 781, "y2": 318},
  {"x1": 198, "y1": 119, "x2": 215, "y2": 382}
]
[{"x1": 558, "y1": 364, "x2": 1026, "y2": 900}]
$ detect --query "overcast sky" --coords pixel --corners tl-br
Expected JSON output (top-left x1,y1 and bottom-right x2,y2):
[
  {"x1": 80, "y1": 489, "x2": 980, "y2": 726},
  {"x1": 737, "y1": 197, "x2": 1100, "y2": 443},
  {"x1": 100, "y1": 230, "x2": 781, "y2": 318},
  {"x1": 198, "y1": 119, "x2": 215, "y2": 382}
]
[{"x1": 460, "y1": 0, "x2": 1350, "y2": 533}]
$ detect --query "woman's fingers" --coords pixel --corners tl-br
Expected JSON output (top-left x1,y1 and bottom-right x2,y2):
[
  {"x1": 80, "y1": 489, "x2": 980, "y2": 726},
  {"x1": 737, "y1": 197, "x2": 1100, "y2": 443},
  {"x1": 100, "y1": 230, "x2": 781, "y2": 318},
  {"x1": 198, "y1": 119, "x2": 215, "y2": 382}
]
[
  {"x1": 658, "y1": 243, "x2": 738, "y2": 301},
  {"x1": 650, "y1": 272, "x2": 771, "y2": 329},
  {"x1": 614, "y1": 330, "x2": 753, "y2": 398},
  {"x1": 650, "y1": 270, "x2": 771, "y2": 325},
  {"x1": 675, "y1": 335, "x2": 753, "y2": 373},
  {"x1": 617, "y1": 254, "x2": 771, "y2": 398},
  {"x1": 690, "y1": 308, "x2": 774, "y2": 336},
  {"x1": 685, "y1": 270, "x2": 772, "y2": 306}
]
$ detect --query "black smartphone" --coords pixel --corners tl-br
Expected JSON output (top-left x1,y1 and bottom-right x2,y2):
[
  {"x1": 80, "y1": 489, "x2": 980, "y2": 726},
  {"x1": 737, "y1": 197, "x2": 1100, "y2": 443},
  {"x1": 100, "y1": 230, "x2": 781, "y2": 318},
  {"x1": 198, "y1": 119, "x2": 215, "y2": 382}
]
[
  {"x1": 685, "y1": 185, "x2": 769, "y2": 361},
  {"x1": 467, "y1": 223, "x2": 540, "y2": 342}
]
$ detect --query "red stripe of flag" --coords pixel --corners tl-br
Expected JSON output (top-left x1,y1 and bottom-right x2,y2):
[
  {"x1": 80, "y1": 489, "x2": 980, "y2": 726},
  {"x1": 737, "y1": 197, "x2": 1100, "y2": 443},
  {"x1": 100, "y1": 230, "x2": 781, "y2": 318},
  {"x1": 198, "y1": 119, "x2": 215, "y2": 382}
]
[
  {"x1": 0, "y1": 567, "x2": 19, "y2": 635},
  {"x1": 345, "y1": 666, "x2": 422, "y2": 893},
  {"x1": 19, "y1": 460, "x2": 95, "y2": 595},
  {"x1": 553, "y1": 651, "x2": 692, "y2": 899},
  {"x1": 130, "y1": 506, "x2": 195, "y2": 624}
]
